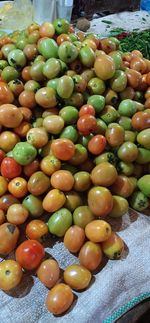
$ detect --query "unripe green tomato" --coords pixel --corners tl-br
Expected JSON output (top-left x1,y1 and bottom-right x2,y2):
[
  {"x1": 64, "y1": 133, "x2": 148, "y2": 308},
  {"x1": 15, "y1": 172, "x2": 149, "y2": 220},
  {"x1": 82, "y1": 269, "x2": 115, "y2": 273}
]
[
  {"x1": 1, "y1": 66, "x2": 19, "y2": 82},
  {"x1": 118, "y1": 99, "x2": 137, "y2": 117},
  {"x1": 23, "y1": 194, "x2": 44, "y2": 217},
  {"x1": 109, "y1": 195, "x2": 129, "y2": 218},
  {"x1": 13, "y1": 142, "x2": 37, "y2": 165},
  {"x1": 87, "y1": 95, "x2": 105, "y2": 113},
  {"x1": 137, "y1": 175, "x2": 150, "y2": 197},
  {"x1": 60, "y1": 126, "x2": 78, "y2": 143},
  {"x1": 8, "y1": 49, "x2": 26, "y2": 68},
  {"x1": 59, "y1": 106, "x2": 78, "y2": 124},
  {"x1": 43, "y1": 58, "x2": 61, "y2": 79},
  {"x1": 129, "y1": 191, "x2": 149, "y2": 211},
  {"x1": 38, "y1": 38, "x2": 58, "y2": 59},
  {"x1": 58, "y1": 41, "x2": 78, "y2": 63},
  {"x1": 48, "y1": 208, "x2": 72, "y2": 237}
]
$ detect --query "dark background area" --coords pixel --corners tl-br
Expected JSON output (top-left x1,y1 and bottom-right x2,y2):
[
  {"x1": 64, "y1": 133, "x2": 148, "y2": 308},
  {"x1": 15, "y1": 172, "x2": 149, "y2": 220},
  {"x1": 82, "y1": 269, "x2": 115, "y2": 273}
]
[{"x1": 72, "y1": 0, "x2": 140, "y2": 20}]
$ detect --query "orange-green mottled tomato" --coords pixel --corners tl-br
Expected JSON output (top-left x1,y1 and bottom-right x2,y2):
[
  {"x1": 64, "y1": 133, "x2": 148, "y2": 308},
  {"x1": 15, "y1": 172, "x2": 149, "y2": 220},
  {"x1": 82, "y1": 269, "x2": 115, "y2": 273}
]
[
  {"x1": 79, "y1": 241, "x2": 103, "y2": 271},
  {"x1": 64, "y1": 264, "x2": 92, "y2": 290},
  {"x1": 73, "y1": 206, "x2": 95, "y2": 229},
  {"x1": 25, "y1": 220, "x2": 48, "y2": 241},
  {"x1": 91, "y1": 162, "x2": 118, "y2": 187},
  {"x1": 101, "y1": 232, "x2": 124, "y2": 259},
  {"x1": 64, "y1": 225, "x2": 85, "y2": 253},
  {"x1": 109, "y1": 196, "x2": 129, "y2": 218},
  {"x1": 37, "y1": 259, "x2": 60, "y2": 289},
  {"x1": 88, "y1": 186, "x2": 113, "y2": 217},
  {"x1": 46, "y1": 283, "x2": 74, "y2": 315}
]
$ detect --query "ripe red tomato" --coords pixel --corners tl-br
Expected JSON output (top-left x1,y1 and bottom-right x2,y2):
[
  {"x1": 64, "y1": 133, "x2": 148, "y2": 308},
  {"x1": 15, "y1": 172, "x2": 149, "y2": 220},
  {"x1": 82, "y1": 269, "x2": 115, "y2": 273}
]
[
  {"x1": 0, "y1": 149, "x2": 5, "y2": 165},
  {"x1": 15, "y1": 239, "x2": 45, "y2": 270},
  {"x1": 1, "y1": 157, "x2": 22, "y2": 179},
  {"x1": 88, "y1": 134, "x2": 106, "y2": 155},
  {"x1": 79, "y1": 104, "x2": 95, "y2": 117},
  {"x1": 77, "y1": 114, "x2": 97, "y2": 135}
]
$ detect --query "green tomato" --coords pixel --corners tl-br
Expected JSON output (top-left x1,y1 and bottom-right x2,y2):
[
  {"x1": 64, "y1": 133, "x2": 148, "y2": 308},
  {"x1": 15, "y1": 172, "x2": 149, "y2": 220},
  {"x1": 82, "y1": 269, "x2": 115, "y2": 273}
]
[
  {"x1": 13, "y1": 142, "x2": 37, "y2": 165},
  {"x1": 16, "y1": 38, "x2": 28, "y2": 50},
  {"x1": 118, "y1": 161, "x2": 134, "y2": 176},
  {"x1": 32, "y1": 117, "x2": 43, "y2": 128},
  {"x1": 69, "y1": 33, "x2": 78, "y2": 42},
  {"x1": 136, "y1": 148, "x2": 150, "y2": 164},
  {"x1": 109, "y1": 51, "x2": 123, "y2": 69},
  {"x1": 95, "y1": 118, "x2": 107, "y2": 135},
  {"x1": 78, "y1": 134, "x2": 93, "y2": 148},
  {"x1": 0, "y1": 60, "x2": 8, "y2": 70},
  {"x1": 124, "y1": 130, "x2": 136, "y2": 143},
  {"x1": 117, "y1": 141, "x2": 138, "y2": 163},
  {"x1": 100, "y1": 105, "x2": 119, "y2": 124},
  {"x1": 60, "y1": 126, "x2": 78, "y2": 143},
  {"x1": 47, "y1": 78, "x2": 59, "y2": 90},
  {"x1": 57, "y1": 75, "x2": 74, "y2": 99},
  {"x1": 94, "y1": 152, "x2": 118, "y2": 166},
  {"x1": 38, "y1": 38, "x2": 58, "y2": 59},
  {"x1": 110, "y1": 70, "x2": 127, "y2": 92},
  {"x1": 118, "y1": 116, "x2": 132, "y2": 130},
  {"x1": 73, "y1": 206, "x2": 95, "y2": 229},
  {"x1": 109, "y1": 195, "x2": 129, "y2": 218},
  {"x1": 1, "y1": 44, "x2": 16, "y2": 58},
  {"x1": 109, "y1": 37, "x2": 120, "y2": 47},
  {"x1": 118, "y1": 99, "x2": 137, "y2": 117},
  {"x1": 34, "y1": 55, "x2": 46, "y2": 63},
  {"x1": 58, "y1": 41, "x2": 78, "y2": 63},
  {"x1": 88, "y1": 77, "x2": 106, "y2": 95},
  {"x1": 69, "y1": 144, "x2": 88, "y2": 166},
  {"x1": 87, "y1": 95, "x2": 105, "y2": 113},
  {"x1": 58, "y1": 59, "x2": 68, "y2": 74},
  {"x1": 137, "y1": 175, "x2": 150, "y2": 197},
  {"x1": 8, "y1": 49, "x2": 26, "y2": 68},
  {"x1": 30, "y1": 61, "x2": 45, "y2": 82},
  {"x1": 53, "y1": 18, "x2": 69, "y2": 34},
  {"x1": 23, "y1": 194, "x2": 44, "y2": 217},
  {"x1": 79, "y1": 47, "x2": 95, "y2": 67},
  {"x1": 129, "y1": 191, "x2": 149, "y2": 211},
  {"x1": 48, "y1": 208, "x2": 72, "y2": 237},
  {"x1": 65, "y1": 92, "x2": 84, "y2": 108},
  {"x1": 59, "y1": 106, "x2": 78, "y2": 124},
  {"x1": 43, "y1": 58, "x2": 61, "y2": 79},
  {"x1": 24, "y1": 80, "x2": 40, "y2": 92},
  {"x1": 137, "y1": 129, "x2": 150, "y2": 149},
  {"x1": 1, "y1": 66, "x2": 19, "y2": 82}
]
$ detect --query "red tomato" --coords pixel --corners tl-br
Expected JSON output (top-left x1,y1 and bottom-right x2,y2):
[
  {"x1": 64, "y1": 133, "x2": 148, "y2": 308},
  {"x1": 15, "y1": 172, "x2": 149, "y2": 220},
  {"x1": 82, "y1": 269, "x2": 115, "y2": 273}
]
[
  {"x1": 1, "y1": 157, "x2": 22, "y2": 179},
  {"x1": 77, "y1": 114, "x2": 97, "y2": 135},
  {"x1": 0, "y1": 149, "x2": 5, "y2": 165},
  {"x1": 15, "y1": 240, "x2": 45, "y2": 270},
  {"x1": 88, "y1": 135, "x2": 106, "y2": 155},
  {"x1": 79, "y1": 104, "x2": 95, "y2": 117},
  {"x1": 51, "y1": 139, "x2": 75, "y2": 161}
]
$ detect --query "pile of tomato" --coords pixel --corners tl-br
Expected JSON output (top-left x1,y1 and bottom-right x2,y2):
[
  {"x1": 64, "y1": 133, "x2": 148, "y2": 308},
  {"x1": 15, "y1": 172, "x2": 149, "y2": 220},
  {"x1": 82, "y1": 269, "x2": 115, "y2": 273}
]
[{"x1": 0, "y1": 18, "x2": 150, "y2": 315}]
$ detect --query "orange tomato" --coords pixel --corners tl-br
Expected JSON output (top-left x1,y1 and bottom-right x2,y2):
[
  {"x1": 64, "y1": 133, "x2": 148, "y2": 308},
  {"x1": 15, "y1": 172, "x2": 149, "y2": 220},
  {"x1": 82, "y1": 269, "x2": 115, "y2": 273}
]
[
  {"x1": 0, "y1": 82, "x2": 14, "y2": 105},
  {"x1": 8, "y1": 177, "x2": 28, "y2": 198},
  {"x1": 51, "y1": 170, "x2": 74, "y2": 191}
]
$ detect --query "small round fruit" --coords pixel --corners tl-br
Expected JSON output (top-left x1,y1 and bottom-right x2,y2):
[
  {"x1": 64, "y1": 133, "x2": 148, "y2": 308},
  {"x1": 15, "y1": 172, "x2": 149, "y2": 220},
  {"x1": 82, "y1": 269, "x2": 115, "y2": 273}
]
[
  {"x1": 46, "y1": 283, "x2": 74, "y2": 315},
  {"x1": 79, "y1": 241, "x2": 103, "y2": 271},
  {"x1": 88, "y1": 186, "x2": 113, "y2": 217},
  {"x1": 16, "y1": 240, "x2": 45, "y2": 270},
  {"x1": 37, "y1": 259, "x2": 60, "y2": 288},
  {"x1": 6, "y1": 204, "x2": 29, "y2": 225},
  {"x1": 85, "y1": 220, "x2": 112, "y2": 242},
  {"x1": 0, "y1": 260, "x2": 23, "y2": 291},
  {"x1": 64, "y1": 264, "x2": 92, "y2": 290},
  {"x1": 64, "y1": 225, "x2": 85, "y2": 253},
  {"x1": 25, "y1": 220, "x2": 48, "y2": 241},
  {"x1": 101, "y1": 232, "x2": 124, "y2": 259},
  {"x1": 91, "y1": 162, "x2": 118, "y2": 187}
]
